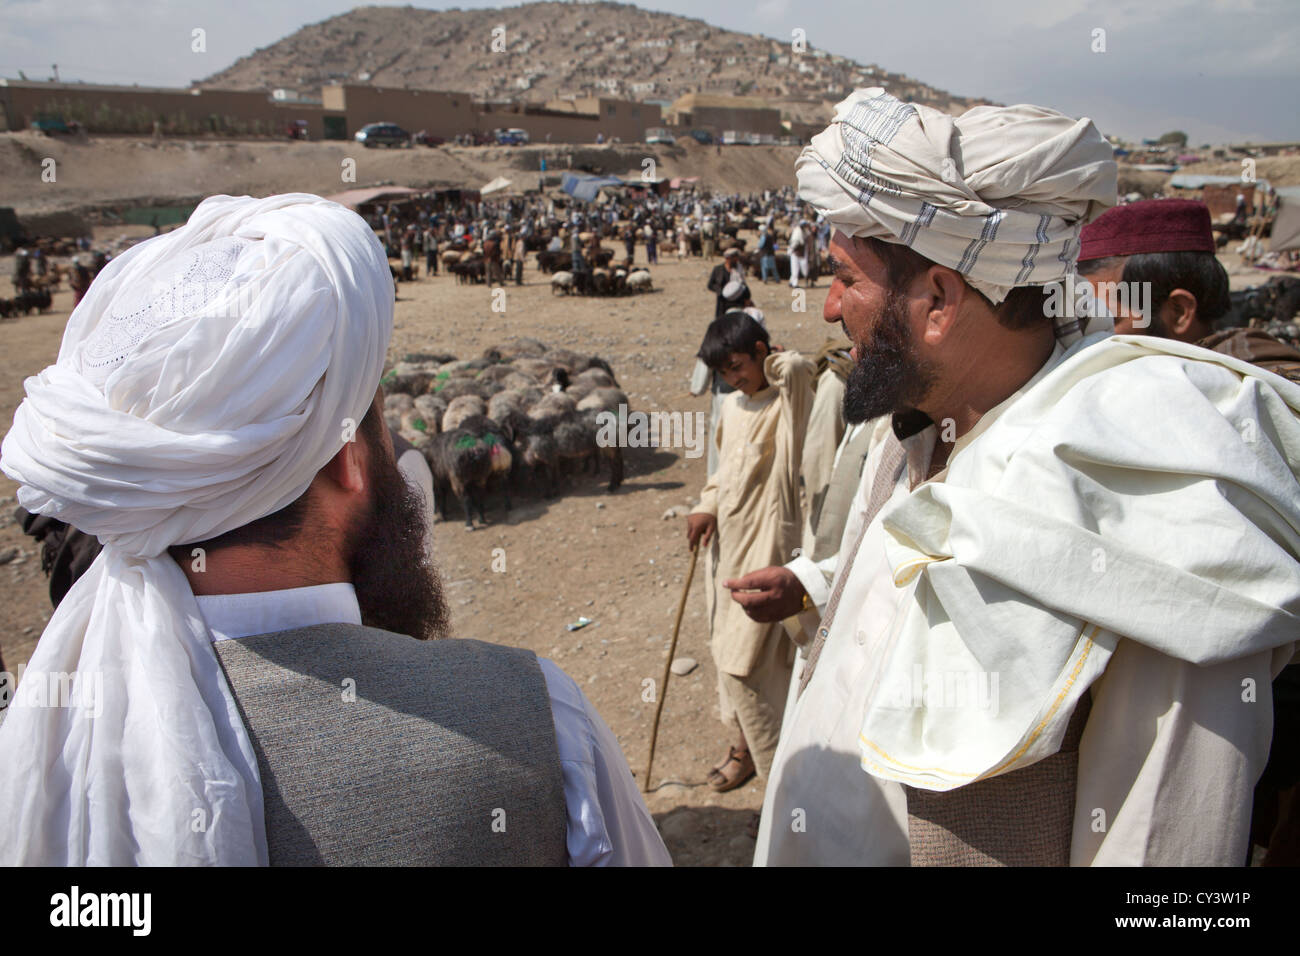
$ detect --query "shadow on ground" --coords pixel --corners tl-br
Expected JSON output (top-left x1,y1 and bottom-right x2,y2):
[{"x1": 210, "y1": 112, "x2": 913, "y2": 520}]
[{"x1": 654, "y1": 804, "x2": 761, "y2": 867}]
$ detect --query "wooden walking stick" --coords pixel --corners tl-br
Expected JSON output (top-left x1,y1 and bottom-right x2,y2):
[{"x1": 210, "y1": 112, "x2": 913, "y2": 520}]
[{"x1": 643, "y1": 542, "x2": 700, "y2": 791}]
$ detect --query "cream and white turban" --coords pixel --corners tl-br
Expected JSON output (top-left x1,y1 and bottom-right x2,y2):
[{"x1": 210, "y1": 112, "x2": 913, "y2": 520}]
[
  {"x1": 797, "y1": 88, "x2": 1117, "y2": 304},
  {"x1": 0, "y1": 194, "x2": 393, "y2": 864}
]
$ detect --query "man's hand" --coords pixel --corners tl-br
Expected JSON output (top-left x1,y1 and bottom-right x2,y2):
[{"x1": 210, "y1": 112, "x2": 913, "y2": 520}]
[
  {"x1": 686, "y1": 513, "x2": 716, "y2": 550},
  {"x1": 723, "y1": 566, "x2": 807, "y2": 622}
]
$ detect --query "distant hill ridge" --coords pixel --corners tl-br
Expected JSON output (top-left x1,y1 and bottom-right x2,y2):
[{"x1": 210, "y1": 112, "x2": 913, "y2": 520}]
[{"x1": 201, "y1": 1, "x2": 991, "y2": 125}]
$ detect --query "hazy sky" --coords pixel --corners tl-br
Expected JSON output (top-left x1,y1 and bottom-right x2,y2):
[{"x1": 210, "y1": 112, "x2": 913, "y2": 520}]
[{"x1": 1, "y1": 0, "x2": 1294, "y2": 144}]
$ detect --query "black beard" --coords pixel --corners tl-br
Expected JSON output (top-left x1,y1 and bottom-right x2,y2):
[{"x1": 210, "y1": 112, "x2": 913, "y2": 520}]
[
  {"x1": 349, "y1": 447, "x2": 449, "y2": 641},
  {"x1": 843, "y1": 292, "x2": 940, "y2": 425}
]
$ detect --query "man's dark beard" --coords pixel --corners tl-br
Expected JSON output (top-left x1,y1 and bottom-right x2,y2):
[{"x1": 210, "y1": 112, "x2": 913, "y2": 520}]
[
  {"x1": 843, "y1": 291, "x2": 940, "y2": 425},
  {"x1": 349, "y1": 446, "x2": 449, "y2": 641}
]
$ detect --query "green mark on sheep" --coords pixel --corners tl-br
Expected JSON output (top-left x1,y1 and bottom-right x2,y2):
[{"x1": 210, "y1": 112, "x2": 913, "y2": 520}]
[
  {"x1": 413, "y1": 418, "x2": 427, "y2": 432},
  {"x1": 455, "y1": 434, "x2": 480, "y2": 450},
  {"x1": 380, "y1": 370, "x2": 396, "y2": 385}
]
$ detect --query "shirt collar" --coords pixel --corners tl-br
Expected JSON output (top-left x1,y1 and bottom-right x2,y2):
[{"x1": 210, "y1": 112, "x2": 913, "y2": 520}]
[
  {"x1": 738, "y1": 383, "x2": 778, "y2": 409},
  {"x1": 196, "y1": 583, "x2": 362, "y2": 644}
]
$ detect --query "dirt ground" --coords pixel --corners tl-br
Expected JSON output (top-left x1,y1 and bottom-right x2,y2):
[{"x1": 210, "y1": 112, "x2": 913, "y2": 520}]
[
  {"x1": 0, "y1": 131, "x2": 800, "y2": 218},
  {"x1": 0, "y1": 233, "x2": 835, "y2": 866}
]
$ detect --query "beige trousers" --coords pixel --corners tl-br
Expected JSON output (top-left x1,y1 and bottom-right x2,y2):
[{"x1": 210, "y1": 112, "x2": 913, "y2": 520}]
[{"x1": 716, "y1": 627, "x2": 795, "y2": 780}]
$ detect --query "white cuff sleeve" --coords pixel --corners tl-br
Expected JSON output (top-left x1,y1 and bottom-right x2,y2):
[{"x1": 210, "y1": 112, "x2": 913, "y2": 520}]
[{"x1": 786, "y1": 553, "x2": 833, "y2": 612}]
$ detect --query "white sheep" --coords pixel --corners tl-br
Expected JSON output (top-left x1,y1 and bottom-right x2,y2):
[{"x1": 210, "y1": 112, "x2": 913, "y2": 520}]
[
  {"x1": 551, "y1": 271, "x2": 575, "y2": 295},
  {"x1": 528, "y1": 391, "x2": 577, "y2": 421},
  {"x1": 442, "y1": 394, "x2": 487, "y2": 432},
  {"x1": 576, "y1": 387, "x2": 629, "y2": 415},
  {"x1": 626, "y1": 270, "x2": 653, "y2": 292}
]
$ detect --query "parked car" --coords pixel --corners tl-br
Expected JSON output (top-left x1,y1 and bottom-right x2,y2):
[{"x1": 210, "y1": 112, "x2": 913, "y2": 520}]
[
  {"x1": 354, "y1": 123, "x2": 411, "y2": 148},
  {"x1": 493, "y1": 127, "x2": 530, "y2": 146},
  {"x1": 645, "y1": 127, "x2": 676, "y2": 145},
  {"x1": 413, "y1": 130, "x2": 446, "y2": 147},
  {"x1": 688, "y1": 128, "x2": 714, "y2": 145}
]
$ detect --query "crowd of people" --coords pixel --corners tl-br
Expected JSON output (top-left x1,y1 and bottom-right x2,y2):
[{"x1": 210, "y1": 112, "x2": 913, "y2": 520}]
[
  {"x1": 1, "y1": 87, "x2": 1298, "y2": 869},
  {"x1": 364, "y1": 184, "x2": 829, "y2": 281}
]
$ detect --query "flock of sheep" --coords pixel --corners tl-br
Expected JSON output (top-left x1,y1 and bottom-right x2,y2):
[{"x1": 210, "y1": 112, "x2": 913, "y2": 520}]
[
  {"x1": 550, "y1": 265, "x2": 654, "y2": 296},
  {"x1": 0, "y1": 287, "x2": 52, "y2": 318},
  {"x1": 382, "y1": 338, "x2": 629, "y2": 528},
  {"x1": 436, "y1": 239, "x2": 658, "y2": 298}
]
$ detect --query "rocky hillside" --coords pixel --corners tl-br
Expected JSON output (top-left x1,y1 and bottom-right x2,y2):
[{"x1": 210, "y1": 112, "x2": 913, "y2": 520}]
[{"x1": 201, "y1": 2, "x2": 989, "y2": 126}]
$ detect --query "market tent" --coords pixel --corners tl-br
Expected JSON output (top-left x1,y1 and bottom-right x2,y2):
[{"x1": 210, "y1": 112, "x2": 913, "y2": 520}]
[
  {"x1": 481, "y1": 176, "x2": 514, "y2": 197},
  {"x1": 322, "y1": 186, "x2": 420, "y2": 210},
  {"x1": 1169, "y1": 173, "x2": 1272, "y2": 191},
  {"x1": 1271, "y1": 187, "x2": 1300, "y2": 252},
  {"x1": 562, "y1": 171, "x2": 624, "y2": 202}
]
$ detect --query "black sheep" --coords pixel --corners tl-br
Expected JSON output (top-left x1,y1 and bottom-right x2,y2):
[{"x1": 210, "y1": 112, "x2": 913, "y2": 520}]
[{"x1": 427, "y1": 427, "x2": 494, "y2": 529}]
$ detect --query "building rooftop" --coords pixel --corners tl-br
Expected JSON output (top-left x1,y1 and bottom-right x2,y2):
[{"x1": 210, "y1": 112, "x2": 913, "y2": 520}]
[{"x1": 668, "y1": 92, "x2": 778, "y2": 111}]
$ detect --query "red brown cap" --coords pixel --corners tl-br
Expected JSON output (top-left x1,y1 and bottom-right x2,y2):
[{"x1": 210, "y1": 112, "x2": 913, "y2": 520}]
[{"x1": 1078, "y1": 198, "x2": 1215, "y2": 261}]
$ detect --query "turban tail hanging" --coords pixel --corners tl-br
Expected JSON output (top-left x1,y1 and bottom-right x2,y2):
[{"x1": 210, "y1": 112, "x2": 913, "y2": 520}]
[
  {"x1": 796, "y1": 88, "x2": 1118, "y2": 305},
  {"x1": 0, "y1": 194, "x2": 394, "y2": 864}
]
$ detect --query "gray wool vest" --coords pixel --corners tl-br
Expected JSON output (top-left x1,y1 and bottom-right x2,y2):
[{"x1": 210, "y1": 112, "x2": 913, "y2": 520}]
[
  {"x1": 213, "y1": 623, "x2": 568, "y2": 866},
  {"x1": 904, "y1": 692, "x2": 1093, "y2": 866}
]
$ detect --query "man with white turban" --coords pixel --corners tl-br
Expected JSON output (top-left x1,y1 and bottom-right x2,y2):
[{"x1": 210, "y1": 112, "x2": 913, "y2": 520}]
[
  {"x1": 0, "y1": 193, "x2": 669, "y2": 866},
  {"x1": 721, "y1": 89, "x2": 1300, "y2": 865}
]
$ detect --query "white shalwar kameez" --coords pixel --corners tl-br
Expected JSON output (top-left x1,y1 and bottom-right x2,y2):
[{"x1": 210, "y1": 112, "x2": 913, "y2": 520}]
[{"x1": 757, "y1": 335, "x2": 1300, "y2": 866}]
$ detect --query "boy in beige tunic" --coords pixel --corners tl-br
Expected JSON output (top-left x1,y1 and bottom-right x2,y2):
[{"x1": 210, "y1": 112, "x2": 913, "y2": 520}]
[{"x1": 687, "y1": 313, "x2": 815, "y2": 789}]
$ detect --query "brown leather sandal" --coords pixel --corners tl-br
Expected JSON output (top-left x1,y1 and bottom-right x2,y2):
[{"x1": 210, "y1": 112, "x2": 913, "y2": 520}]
[{"x1": 707, "y1": 746, "x2": 756, "y2": 792}]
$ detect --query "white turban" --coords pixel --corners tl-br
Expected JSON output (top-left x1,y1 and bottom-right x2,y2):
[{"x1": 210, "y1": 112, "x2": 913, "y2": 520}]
[
  {"x1": 0, "y1": 194, "x2": 394, "y2": 864},
  {"x1": 796, "y1": 88, "x2": 1117, "y2": 304}
]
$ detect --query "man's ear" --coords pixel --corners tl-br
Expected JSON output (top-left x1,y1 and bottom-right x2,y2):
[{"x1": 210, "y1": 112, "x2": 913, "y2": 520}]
[
  {"x1": 1163, "y1": 288, "x2": 1199, "y2": 337},
  {"x1": 321, "y1": 434, "x2": 368, "y2": 496},
  {"x1": 920, "y1": 265, "x2": 967, "y2": 346},
  {"x1": 754, "y1": 340, "x2": 771, "y2": 360}
]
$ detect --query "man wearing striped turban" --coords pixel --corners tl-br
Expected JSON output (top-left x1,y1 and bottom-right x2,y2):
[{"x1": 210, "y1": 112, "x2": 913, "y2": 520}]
[
  {"x1": 723, "y1": 90, "x2": 1300, "y2": 866},
  {"x1": 0, "y1": 194, "x2": 669, "y2": 866}
]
